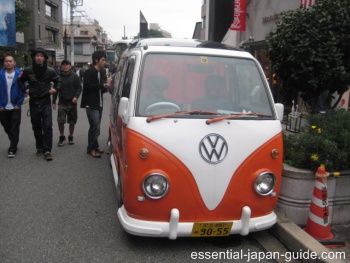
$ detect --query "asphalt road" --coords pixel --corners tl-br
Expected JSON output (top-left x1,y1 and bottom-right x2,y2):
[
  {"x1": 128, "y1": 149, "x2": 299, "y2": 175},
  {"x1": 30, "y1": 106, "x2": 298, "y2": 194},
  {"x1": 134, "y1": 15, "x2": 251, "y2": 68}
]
[{"x1": 0, "y1": 95, "x2": 280, "y2": 263}]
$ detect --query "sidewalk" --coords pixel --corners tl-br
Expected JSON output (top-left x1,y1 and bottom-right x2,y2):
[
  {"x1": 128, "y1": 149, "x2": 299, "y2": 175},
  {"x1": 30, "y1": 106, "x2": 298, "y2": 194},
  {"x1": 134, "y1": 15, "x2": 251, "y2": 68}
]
[
  {"x1": 278, "y1": 114, "x2": 349, "y2": 262},
  {"x1": 272, "y1": 202, "x2": 349, "y2": 263},
  {"x1": 332, "y1": 225, "x2": 350, "y2": 262}
]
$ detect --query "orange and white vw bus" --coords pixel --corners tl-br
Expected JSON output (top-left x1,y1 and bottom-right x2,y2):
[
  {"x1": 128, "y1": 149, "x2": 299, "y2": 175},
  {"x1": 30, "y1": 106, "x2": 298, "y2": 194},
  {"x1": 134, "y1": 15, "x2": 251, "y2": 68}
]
[{"x1": 108, "y1": 38, "x2": 284, "y2": 239}]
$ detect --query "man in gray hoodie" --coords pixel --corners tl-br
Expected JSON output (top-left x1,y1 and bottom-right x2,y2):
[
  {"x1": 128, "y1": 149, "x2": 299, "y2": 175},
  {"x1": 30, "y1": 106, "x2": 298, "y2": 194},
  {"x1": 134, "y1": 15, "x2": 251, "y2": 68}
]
[{"x1": 52, "y1": 60, "x2": 82, "y2": 146}]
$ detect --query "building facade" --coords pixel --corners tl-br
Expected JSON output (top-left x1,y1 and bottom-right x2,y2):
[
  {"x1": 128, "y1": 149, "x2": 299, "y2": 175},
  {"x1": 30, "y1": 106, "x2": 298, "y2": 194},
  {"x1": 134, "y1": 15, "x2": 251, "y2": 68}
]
[
  {"x1": 63, "y1": 18, "x2": 109, "y2": 67},
  {"x1": 63, "y1": 33, "x2": 97, "y2": 66},
  {"x1": 23, "y1": 0, "x2": 63, "y2": 66},
  {"x1": 200, "y1": 0, "x2": 301, "y2": 101},
  {"x1": 3, "y1": 0, "x2": 110, "y2": 68}
]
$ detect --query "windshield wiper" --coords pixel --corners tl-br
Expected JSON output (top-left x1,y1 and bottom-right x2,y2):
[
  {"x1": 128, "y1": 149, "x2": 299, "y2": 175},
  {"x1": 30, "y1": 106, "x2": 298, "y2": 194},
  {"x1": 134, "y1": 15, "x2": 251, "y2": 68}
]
[
  {"x1": 206, "y1": 112, "x2": 272, "y2": 125},
  {"x1": 146, "y1": 110, "x2": 219, "y2": 123}
]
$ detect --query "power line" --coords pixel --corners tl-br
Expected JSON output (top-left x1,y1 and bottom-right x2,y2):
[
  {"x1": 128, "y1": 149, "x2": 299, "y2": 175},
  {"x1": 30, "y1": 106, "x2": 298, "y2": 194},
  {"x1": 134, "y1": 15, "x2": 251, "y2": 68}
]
[{"x1": 73, "y1": 2, "x2": 116, "y2": 40}]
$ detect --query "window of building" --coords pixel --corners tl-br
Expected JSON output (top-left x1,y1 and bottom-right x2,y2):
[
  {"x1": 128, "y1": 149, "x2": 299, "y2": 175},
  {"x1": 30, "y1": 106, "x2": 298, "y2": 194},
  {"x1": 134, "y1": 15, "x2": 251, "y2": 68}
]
[
  {"x1": 38, "y1": 0, "x2": 40, "y2": 12},
  {"x1": 74, "y1": 43, "x2": 83, "y2": 55},
  {"x1": 45, "y1": 0, "x2": 58, "y2": 19},
  {"x1": 46, "y1": 28, "x2": 56, "y2": 43},
  {"x1": 45, "y1": 27, "x2": 58, "y2": 43},
  {"x1": 45, "y1": 4, "x2": 54, "y2": 18},
  {"x1": 80, "y1": 30, "x2": 89, "y2": 35}
]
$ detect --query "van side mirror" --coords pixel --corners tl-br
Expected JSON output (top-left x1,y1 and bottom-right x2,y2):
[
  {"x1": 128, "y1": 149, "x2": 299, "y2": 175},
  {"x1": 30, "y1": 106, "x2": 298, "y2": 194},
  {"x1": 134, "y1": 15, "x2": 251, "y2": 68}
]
[
  {"x1": 275, "y1": 103, "x2": 284, "y2": 121},
  {"x1": 118, "y1": 97, "x2": 129, "y2": 124}
]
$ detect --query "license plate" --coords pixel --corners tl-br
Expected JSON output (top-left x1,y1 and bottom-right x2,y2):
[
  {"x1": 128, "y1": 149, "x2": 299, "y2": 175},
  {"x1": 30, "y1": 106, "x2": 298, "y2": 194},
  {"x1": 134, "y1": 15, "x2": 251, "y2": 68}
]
[{"x1": 191, "y1": 222, "x2": 233, "y2": 237}]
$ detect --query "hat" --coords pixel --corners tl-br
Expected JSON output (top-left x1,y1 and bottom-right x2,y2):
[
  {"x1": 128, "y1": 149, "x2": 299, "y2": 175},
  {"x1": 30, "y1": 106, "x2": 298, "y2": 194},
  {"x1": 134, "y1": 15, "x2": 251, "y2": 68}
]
[
  {"x1": 61, "y1": 59, "x2": 71, "y2": 65},
  {"x1": 31, "y1": 48, "x2": 48, "y2": 60}
]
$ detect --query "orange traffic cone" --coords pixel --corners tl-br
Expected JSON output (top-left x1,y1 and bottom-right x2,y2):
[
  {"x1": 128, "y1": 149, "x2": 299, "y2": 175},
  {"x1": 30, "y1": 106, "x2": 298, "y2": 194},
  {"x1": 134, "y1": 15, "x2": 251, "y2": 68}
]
[{"x1": 304, "y1": 166, "x2": 334, "y2": 240}]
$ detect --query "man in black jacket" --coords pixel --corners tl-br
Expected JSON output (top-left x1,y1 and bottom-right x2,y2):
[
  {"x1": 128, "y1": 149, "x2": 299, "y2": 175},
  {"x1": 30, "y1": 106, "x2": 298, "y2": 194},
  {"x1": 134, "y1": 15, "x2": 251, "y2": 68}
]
[
  {"x1": 17, "y1": 48, "x2": 60, "y2": 161},
  {"x1": 80, "y1": 51, "x2": 110, "y2": 158},
  {"x1": 52, "y1": 60, "x2": 82, "y2": 146}
]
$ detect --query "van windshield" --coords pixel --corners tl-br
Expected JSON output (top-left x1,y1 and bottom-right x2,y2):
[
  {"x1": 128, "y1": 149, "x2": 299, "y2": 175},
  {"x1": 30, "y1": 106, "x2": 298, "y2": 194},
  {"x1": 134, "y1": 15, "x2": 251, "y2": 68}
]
[{"x1": 136, "y1": 53, "x2": 274, "y2": 118}]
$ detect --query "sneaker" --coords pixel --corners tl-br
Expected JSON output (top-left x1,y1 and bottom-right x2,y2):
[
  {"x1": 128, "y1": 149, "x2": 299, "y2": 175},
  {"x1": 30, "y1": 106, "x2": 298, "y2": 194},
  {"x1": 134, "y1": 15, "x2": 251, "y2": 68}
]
[
  {"x1": 8, "y1": 151, "x2": 16, "y2": 158},
  {"x1": 36, "y1": 149, "x2": 44, "y2": 156},
  {"x1": 68, "y1": 135, "x2": 74, "y2": 145},
  {"x1": 58, "y1": 135, "x2": 66, "y2": 147},
  {"x1": 89, "y1": 149, "x2": 101, "y2": 158},
  {"x1": 44, "y1": 151, "x2": 53, "y2": 161}
]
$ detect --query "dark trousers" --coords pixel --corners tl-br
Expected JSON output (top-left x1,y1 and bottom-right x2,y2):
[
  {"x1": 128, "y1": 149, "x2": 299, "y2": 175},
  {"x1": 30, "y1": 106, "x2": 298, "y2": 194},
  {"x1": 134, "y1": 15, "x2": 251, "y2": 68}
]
[
  {"x1": 30, "y1": 105, "x2": 53, "y2": 152},
  {"x1": 86, "y1": 107, "x2": 102, "y2": 152},
  {"x1": 0, "y1": 108, "x2": 21, "y2": 152}
]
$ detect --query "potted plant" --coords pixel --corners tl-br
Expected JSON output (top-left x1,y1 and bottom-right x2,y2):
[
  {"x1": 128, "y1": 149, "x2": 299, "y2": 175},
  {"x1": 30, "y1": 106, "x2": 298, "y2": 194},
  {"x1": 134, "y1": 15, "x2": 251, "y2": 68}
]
[{"x1": 278, "y1": 110, "x2": 350, "y2": 226}]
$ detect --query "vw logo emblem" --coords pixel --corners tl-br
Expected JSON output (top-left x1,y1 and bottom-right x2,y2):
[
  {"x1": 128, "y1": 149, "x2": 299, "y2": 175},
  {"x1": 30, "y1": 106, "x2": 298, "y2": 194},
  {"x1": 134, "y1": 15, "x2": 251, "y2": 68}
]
[{"x1": 199, "y1": 134, "x2": 228, "y2": 164}]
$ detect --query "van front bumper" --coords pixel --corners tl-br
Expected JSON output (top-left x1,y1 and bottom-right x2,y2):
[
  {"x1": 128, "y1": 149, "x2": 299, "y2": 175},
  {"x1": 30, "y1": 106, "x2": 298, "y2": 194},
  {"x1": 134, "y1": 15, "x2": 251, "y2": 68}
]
[{"x1": 117, "y1": 205, "x2": 276, "y2": 240}]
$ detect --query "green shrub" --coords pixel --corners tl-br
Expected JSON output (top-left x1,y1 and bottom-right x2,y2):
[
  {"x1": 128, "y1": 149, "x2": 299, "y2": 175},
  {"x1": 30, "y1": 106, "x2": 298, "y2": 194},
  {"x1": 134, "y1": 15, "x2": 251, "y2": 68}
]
[{"x1": 283, "y1": 109, "x2": 350, "y2": 171}]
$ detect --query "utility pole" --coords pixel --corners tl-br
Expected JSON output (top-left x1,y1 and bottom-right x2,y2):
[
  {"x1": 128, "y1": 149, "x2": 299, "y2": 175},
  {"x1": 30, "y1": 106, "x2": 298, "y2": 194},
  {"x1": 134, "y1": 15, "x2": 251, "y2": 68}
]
[
  {"x1": 64, "y1": 28, "x2": 67, "y2": 60},
  {"x1": 69, "y1": 0, "x2": 83, "y2": 65}
]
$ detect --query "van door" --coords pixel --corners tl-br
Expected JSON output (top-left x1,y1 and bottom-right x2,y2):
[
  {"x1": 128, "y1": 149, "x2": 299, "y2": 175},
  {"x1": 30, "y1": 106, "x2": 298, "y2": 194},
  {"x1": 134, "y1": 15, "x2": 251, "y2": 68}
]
[{"x1": 116, "y1": 56, "x2": 136, "y2": 163}]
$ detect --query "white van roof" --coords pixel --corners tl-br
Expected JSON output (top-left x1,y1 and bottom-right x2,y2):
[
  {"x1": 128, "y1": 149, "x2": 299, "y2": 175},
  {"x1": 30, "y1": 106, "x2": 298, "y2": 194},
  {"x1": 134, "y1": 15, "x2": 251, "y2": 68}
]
[{"x1": 134, "y1": 38, "x2": 242, "y2": 51}]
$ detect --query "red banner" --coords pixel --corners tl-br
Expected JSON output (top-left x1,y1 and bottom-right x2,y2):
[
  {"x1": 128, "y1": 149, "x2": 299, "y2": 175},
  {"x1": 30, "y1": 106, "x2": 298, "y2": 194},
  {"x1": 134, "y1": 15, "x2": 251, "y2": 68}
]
[
  {"x1": 230, "y1": 0, "x2": 247, "y2": 31},
  {"x1": 300, "y1": 0, "x2": 317, "y2": 8}
]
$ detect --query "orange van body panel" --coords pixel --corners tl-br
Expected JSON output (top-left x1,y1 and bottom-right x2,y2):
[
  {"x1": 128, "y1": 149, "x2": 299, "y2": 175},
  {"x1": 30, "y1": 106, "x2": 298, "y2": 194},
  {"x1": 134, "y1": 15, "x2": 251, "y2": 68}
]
[{"x1": 112, "y1": 126, "x2": 283, "y2": 223}]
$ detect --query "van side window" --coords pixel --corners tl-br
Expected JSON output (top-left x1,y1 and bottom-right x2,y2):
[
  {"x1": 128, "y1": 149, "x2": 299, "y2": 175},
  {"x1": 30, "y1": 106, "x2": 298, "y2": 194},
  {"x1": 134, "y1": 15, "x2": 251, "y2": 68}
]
[
  {"x1": 112, "y1": 70, "x2": 122, "y2": 100},
  {"x1": 121, "y1": 57, "x2": 135, "y2": 98}
]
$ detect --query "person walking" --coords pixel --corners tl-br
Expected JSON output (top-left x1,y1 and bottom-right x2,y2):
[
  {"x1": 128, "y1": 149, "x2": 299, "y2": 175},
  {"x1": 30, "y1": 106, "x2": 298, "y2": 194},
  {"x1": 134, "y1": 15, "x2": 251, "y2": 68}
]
[
  {"x1": 0, "y1": 55, "x2": 26, "y2": 158},
  {"x1": 52, "y1": 60, "x2": 82, "y2": 147},
  {"x1": 52, "y1": 60, "x2": 82, "y2": 146},
  {"x1": 17, "y1": 48, "x2": 60, "y2": 161},
  {"x1": 80, "y1": 51, "x2": 110, "y2": 158}
]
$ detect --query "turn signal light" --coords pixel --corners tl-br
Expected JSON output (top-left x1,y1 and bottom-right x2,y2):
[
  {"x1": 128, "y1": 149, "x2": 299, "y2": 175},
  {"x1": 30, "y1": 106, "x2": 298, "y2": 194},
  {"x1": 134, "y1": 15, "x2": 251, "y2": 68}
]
[
  {"x1": 271, "y1": 149, "x2": 279, "y2": 159},
  {"x1": 139, "y1": 148, "x2": 149, "y2": 159}
]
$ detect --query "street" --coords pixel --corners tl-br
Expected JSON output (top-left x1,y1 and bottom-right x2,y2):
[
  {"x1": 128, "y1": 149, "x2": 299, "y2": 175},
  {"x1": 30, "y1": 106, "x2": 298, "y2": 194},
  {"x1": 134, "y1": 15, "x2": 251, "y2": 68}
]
[{"x1": 0, "y1": 95, "x2": 282, "y2": 263}]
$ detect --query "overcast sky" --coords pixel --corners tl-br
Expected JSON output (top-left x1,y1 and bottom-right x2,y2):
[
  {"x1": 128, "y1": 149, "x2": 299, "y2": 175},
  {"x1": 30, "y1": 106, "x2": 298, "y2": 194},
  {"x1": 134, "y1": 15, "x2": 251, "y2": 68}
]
[{"x1": 62, "y1": 0, "x2": 202, "y2": 41}]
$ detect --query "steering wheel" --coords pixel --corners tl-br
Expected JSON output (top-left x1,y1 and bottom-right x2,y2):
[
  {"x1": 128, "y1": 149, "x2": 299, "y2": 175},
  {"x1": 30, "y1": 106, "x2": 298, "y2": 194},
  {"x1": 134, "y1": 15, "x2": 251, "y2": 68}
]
[{"x1": 145, "y1": 102, "x2": 181, "y2": 114}]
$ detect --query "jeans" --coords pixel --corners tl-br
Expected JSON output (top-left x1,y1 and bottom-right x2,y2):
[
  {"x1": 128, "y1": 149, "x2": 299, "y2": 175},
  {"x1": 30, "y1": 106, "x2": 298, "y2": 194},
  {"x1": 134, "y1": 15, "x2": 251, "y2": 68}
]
[
  {"x1": 86, "y1": 107, "x2": 102, "y2": 152},
  {"x1": 0, "y1": 108, "x2": 21, "y2": 152},
  {"x1": 30, "y1": 105, "x2": 53, "y2": 152}
]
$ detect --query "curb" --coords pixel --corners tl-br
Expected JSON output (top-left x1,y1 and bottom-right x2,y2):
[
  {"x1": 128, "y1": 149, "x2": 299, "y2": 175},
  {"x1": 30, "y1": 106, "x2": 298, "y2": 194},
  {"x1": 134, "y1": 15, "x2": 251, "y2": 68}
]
[{"x1": 271, "y1": 207, "x2": 346, "y2": 263}]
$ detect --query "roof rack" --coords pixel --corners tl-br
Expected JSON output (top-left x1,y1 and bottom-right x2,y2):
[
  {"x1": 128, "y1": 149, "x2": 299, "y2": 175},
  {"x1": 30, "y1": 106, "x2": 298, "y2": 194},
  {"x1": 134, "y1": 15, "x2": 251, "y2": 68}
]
[{"x1": 128, "y1": 38, "x2": 242, "y2": 51}]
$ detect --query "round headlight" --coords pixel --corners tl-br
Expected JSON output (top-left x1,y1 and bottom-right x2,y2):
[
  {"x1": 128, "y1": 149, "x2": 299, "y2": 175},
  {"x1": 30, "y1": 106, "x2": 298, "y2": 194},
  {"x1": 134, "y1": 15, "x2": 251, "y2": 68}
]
[
  {"x1": 254, "y1": 172, "x2": 276, "y2": 196},
  {"x1": 142, "y1": 173, "x2": 169, "y2": 199}
]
